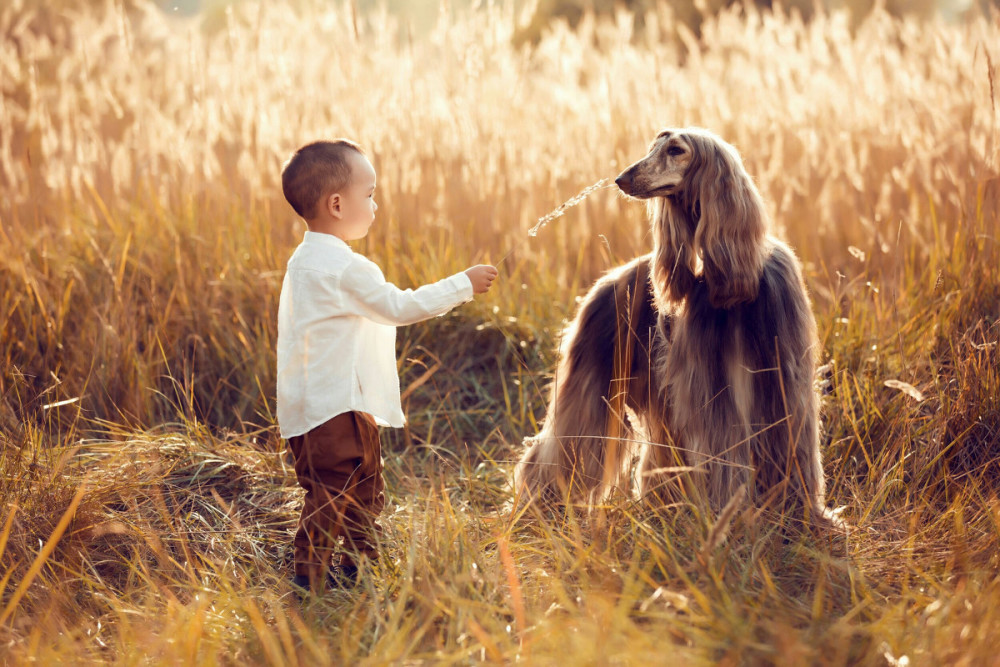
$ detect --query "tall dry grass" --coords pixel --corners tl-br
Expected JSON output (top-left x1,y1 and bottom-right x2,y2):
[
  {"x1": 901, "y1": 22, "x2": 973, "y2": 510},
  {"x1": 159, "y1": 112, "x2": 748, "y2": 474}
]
[{"x1": 1, "y1": 0, "x2": 999, "y2": 663}]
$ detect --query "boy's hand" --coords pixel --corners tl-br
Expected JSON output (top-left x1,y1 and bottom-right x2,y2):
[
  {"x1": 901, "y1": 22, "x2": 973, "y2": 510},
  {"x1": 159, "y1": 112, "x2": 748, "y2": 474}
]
[{"x1": 465, "y1": 265, "x2": 498, "y2": 294}]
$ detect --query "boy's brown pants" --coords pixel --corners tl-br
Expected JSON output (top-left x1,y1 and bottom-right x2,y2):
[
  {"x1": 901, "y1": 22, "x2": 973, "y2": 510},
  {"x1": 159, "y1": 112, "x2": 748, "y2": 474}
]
[{"x1": 287, "y1": 411, "x2": 384, "y2": 578}]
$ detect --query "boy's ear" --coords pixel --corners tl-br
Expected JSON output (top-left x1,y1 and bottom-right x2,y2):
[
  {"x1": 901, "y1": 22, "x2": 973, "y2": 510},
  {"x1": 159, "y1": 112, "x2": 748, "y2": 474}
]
[{"x1": 326, "y1": 192, "x2": 342, "y2": 219}]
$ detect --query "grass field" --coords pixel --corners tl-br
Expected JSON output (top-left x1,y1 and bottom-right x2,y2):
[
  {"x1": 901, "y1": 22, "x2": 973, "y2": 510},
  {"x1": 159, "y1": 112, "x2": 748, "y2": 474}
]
[{"x1": 2, "y1": 0, "x2": 999, "y2": 663}]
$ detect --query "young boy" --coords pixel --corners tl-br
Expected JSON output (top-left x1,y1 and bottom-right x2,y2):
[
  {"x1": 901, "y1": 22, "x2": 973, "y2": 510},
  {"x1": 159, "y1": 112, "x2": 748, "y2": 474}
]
[{"x1": 277, "y1": 139, "x2": 498, "y2": 593}]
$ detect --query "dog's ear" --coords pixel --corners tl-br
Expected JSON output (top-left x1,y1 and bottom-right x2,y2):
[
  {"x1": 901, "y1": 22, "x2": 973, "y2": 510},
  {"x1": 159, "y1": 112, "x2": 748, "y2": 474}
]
[
  {"x1": 650, "y1": 198, "x2": 697, "y2": 307},
  {"x1": 689, "y1": 135, "x2": 766, "y2": 308}
]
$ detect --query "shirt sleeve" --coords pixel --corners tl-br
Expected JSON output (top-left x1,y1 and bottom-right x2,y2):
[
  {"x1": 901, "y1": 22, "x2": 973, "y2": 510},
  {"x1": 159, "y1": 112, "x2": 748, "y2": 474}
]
[{"x1": 339, "y1": 255, "x2": 475, "y2": 326}]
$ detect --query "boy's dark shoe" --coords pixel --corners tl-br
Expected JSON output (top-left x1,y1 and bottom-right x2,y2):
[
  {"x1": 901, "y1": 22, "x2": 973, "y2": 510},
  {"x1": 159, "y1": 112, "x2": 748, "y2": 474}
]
[
  {"x1": 328, "y1": 563, "x2": 359, "y2": 588},
  {"x1": 290, "y1": 565, "x2": 359, "y2": 599},
  {"x1": 290, "y1": 573, "x2": 312, "y2": 600}
]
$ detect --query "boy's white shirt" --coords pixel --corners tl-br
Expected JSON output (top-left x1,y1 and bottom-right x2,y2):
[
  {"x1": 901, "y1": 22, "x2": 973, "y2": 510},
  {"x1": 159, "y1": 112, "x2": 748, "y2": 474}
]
[{"x1": 277, "y1": 231, "x2": 473, "y2": 437}]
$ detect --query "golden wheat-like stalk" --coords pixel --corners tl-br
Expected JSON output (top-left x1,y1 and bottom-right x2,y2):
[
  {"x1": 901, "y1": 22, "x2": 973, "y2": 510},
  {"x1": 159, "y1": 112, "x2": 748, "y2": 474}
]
[{"x1": 528, "y1": 178, "x2": 614, "y2": 237}]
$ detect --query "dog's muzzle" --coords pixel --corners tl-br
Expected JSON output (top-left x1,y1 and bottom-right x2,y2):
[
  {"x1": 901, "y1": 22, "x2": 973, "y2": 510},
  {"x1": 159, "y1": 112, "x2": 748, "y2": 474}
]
[{"x1": 615, "y1": 171, "x2": 635, "y2": 195}]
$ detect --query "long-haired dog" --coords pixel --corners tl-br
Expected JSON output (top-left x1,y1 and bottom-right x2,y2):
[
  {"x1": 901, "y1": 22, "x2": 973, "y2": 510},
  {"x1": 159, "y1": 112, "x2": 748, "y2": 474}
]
[{"x1": 515, "y1": 127, "x2": 836, "y2": 528}]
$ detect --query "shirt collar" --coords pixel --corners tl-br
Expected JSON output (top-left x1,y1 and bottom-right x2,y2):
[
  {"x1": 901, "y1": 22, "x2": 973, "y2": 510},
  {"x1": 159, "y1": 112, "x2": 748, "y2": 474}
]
[{"x1": 303, "y1": 230, "x2": 350, "y2": 250}]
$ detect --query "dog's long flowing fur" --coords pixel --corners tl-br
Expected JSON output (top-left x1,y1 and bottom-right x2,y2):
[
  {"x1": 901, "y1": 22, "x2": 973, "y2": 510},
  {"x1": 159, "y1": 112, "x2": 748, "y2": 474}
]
[{"x1": 515, "y1": 128, "x2": 835, "y2": 526}]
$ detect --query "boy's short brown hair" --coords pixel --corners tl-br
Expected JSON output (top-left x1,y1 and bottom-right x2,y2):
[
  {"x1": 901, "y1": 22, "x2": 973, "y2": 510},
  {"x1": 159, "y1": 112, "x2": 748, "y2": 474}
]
[{"x1": 281, "y1": 139, "x2": 364, "y2": 220}]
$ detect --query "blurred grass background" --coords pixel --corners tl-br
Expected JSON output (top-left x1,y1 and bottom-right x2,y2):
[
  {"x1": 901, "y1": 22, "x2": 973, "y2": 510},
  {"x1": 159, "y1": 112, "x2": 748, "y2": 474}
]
[{"x1": 1, "y1": 0, "x2": 999, "y2": 663}]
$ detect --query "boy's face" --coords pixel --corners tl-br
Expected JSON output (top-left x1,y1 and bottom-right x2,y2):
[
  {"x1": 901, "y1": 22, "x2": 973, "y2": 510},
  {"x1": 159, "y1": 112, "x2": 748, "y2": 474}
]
[{"x1": 332, "y1": 152, "x2": 378, "y2": 241}]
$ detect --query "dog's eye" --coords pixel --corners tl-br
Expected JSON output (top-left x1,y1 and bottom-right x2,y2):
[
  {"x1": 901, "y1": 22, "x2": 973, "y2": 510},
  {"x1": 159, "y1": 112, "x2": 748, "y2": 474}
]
[{"x1": 667, "y1": 146, "x2": 685, "y2": 157}]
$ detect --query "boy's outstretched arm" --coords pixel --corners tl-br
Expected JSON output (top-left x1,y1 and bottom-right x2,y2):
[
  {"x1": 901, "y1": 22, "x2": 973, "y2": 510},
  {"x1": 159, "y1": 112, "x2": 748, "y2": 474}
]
[
  {"x1": 338, "y1": 258, "x2": 496, "y2": 326},
  {"x1": 465, "y1": 265, "x2": 499, "y2": 294}
]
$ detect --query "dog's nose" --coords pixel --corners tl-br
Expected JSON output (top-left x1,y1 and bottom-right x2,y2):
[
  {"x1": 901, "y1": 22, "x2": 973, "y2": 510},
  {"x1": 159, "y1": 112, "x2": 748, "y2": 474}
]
[{"x1": 615, "y1": 172, "x2": 632, "y2": 192}]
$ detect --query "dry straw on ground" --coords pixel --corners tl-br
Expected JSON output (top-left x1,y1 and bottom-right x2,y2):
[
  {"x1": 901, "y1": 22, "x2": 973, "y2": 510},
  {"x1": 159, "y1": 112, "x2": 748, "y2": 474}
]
[{"x1": 1, "y1": 0, "x2": 999, "y2": 663}]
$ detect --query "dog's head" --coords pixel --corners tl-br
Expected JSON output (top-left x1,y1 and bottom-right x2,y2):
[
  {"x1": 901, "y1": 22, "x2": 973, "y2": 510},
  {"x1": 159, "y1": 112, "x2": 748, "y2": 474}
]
[
  {"x1": 614, "y1": 129, "x2": 694, "y2": 199},
  {"x1": 616, "y1": 128, "x2": 767, "y2": 309}
]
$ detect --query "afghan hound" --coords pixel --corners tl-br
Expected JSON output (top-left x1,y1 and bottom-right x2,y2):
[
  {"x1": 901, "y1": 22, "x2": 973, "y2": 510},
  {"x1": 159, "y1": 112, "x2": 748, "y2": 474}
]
[{"x1": 515, "y1": 127, "x2": 836, "y2": 528}]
